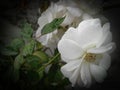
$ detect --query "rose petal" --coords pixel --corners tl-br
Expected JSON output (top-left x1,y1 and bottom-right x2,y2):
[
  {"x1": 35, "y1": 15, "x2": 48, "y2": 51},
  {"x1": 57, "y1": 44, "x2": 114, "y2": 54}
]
[
  {"x1": 99, "y1": 53, "x2": 111, "y2": 70},
  {"x1": 61, "y1": 27, "x2": 78, "y2": 40},
  {"x1": 37, "y1": 15, "x2": 48, "y2": 26},
  {"x1": 58, "y1": 39, "x2": 84, "y2": 60},
  {"x1": 87, "y1": 43, "x2": 115, "y2": 54},
  {"x1": 76, "y1": 19, "x2": 102, "y2": 47},
  {"x1": 70, "y1": 67, "x2": 80, "y2": 86},
  {"x1": 62, "y1": 12, "x2": 74, "y2": 26},
  {"x1": 44, "y1": 9, "x2": 53, "y2": 22},
  {"x1": 53, "y1": 3, "x2": 66, "y2": 18},
  {"x1": 97, "y1": 23, "x2": 112, "y2": 47},
  {"x1": 82, "y1": 13, "x2": 93, "y2": 20},
  {"x1": 90, "y1": 64, "x2": 107, "y2": 83},
  {"x1": 76, "y1": 74, "x2": 84, "y2": 87},
  {"x1": 61, "y1": 60, "x2": 81, "y2": 78},
  {"x1": 81, "y1": 62, "x2": 92, "y2": 87},
  {"x1": 61, "y1": 19, "x2": 103, "y2": 48},
  {"x1": 67, "y1": 7, "x2": 82, "y2": 17},
  {"x1": 36, "y1": 10, "x2": 52, "y2": 38},
  {"x1": 35, "y1": 27, "x2": 43, "y2": 38}
]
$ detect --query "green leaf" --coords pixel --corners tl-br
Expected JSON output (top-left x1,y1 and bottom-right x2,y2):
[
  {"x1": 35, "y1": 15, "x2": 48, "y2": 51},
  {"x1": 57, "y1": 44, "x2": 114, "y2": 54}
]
[
  {"x1": 25, "y1": 55, "x2": 41, "y2": 69},
  {"x1": 41, "y1": 17, "x2": 65, "y2": 35},
  {"x1": 21, "y1": 22, "x2": 33, "y2": 39},
  {"x1": 54, "y1": 71, "x2": 63, "y2": 82},
  {"x1": 36, "y1": 40, "x2": 43, "y2": 50},
  {"x1": 0, "y1": 38, "x2": 24, "y2": 56},
  {"x1": 13, "y1": 54, "x2": 24, "y2": 81},
  {"x1": 22, "y1": 40, "x2": 35, "y2": 56},
  {"x1": 14, "y1": 54, "x2": 24, "y2": 70},
  {"x1": 1, "y1": 47, "x2": 18, "y2": 56},
  {"x1": 37, "y1": 67, "x2": 44, "y2": 80},
  {"x1": 33, "y1": 51, "x2": 49, "y2": 63},
  {"x1": 10, "y1": 38, "x2": 24, "y2": 51}
]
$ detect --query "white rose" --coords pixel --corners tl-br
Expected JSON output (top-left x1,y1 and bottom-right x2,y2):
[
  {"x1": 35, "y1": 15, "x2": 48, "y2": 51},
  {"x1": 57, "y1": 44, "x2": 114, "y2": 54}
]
[
  {"x1": 58, "y1": 18, "x2": 115, "y2": 87},
  {"x1": 35, "y1": 0, "x2": 83, "y2": 55}
]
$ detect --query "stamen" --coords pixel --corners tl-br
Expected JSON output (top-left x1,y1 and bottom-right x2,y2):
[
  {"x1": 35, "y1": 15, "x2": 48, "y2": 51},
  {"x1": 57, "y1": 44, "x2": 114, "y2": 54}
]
[{"x1": 84, "y1": 53, "x2": 96, "y2": 62}]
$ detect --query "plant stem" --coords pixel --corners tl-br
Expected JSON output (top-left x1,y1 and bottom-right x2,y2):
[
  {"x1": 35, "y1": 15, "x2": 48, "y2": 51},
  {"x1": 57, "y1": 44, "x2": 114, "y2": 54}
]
[
  {"x1": 44, "y1": 53, "x2": 60, "y2": 67},
  {"x1": 37, "y1": 53, "x2": 60, "y2": 72}
]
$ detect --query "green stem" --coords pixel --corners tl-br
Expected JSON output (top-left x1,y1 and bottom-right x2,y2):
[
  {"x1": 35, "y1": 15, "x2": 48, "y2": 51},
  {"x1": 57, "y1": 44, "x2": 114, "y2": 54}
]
[
  {"x1": 37, "y1": 53, "x2": 60, "y2": 72},
  {"x1": 45, "y1": 53, "x2": 60, "y2": 66}
]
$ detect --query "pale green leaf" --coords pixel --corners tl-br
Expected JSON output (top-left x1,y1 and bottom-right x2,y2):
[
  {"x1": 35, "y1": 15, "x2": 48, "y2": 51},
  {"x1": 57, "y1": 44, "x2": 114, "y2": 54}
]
[
  {"x1": 10, "y1": 38, "x2": 24, "y2": 51},
  {"x1": 25, "y1": 55, "x2": 41, "y2": 69},
  {"x1": 37, "y1": 67, "x2": 44, "y2": 80},
  {"x1": 1, "y1": 47, "x2": 18, "y2": 56},
  {"x1": 22, "y1": 40, "x2": 35, "y2": 56},
  {"x1": 13, "y1": 54, "x2": 24, "y2": 81},
  {"x1": 21, "y1": 22, "x2": 33, "y2": 39},
  {"x1": 33, "y1": 51, "x2": 49, "y2": 63},
  {"x1": 14, "y1": 54, "x2": 24, "y2": 70},
  {"x1": 36, "y1": 40, "x2": 43, "y2": 50}
]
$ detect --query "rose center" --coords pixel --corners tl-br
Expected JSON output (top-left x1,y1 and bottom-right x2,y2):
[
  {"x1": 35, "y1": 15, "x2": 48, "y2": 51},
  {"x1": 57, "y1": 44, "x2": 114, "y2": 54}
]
[{"x1": 84, "y1": 53, "x2": 96, "y2": 62}]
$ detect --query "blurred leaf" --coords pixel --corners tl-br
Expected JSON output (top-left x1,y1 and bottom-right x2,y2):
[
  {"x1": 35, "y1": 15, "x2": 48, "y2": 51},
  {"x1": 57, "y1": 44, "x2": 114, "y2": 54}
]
[
  {"x1": 53, "y1": 49, "x2": 60, "y2": 62},
  {"x1": 37, "y1": 67, "x2": 44, "y2": 80},
  {"x1": 25, "y1": 55, "x2": 41, "y2": 69},
  {"x1": 54, "y1": 48, "x2": 59, "y2": 55},
  {"x1": 13, "y1": 54, "x2": 24, "y2": 81},
  {"x1": 1, "y1": 47, "x2": 18, "y2": 56},
  {"x1": 33, "y1": 51, "x2": 49, "y2": 63},
  {"x1": 9, "y1": 38, "x2": 24, "y2": 51},
  {"x1": 41, "y1": 17, "x2": 65, "y2": 35},
  {"x1": 22, "y1": 40, "x2": 35, "y2": 56},
  {"x1": 36, "y1": 40, "x2": 43, "y2": 50},
  {"x1": 54, "y1": 71, "x2": 63, "y2": 82},
  {"x1": 21, "y1": 22, "x2": 33, "y2": 39},
  {"x1": 0, "y1": 38, "x2": 24, "y2": 56},
  {"x1": 14, "y1": 54, "x2": 24, "y2": 70}
]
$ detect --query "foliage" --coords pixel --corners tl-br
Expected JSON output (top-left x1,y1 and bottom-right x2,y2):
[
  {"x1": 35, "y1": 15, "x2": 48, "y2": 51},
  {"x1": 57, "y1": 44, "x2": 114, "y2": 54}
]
[
  {"x1": 0, "y1": 18, "x2": 70, "y2": 90},
  {"x1": 41, "y1": 17, "x2": 65, "y2": 35}
]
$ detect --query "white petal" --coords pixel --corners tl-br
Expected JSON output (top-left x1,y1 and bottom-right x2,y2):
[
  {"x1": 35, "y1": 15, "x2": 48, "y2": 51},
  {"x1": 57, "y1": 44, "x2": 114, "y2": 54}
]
[
  {"x1": 61, "y1": 60, "x2": 80, "y2": 79},
  {"x1": 87, "y1": 43, "x2": 115, "y2": 54},
  {"x1": 62, "y1": 18, "x2": 102, "y2": 44},
  {"x1": 97, "y1": 23, "x2": 112, "y2": 47},
  {"x1": 44, "y1": 8, "x2": 53, "y2": 22},
  {"x1": 37, "y1": 15, "x2": 48, "y2": 26},
  {"x1": 58, "y1": 39, "x2": 84, "y2": 60},
  {"x1": 99, "y1": 53, "x2": 111, "y2": 70},
  {"x1": 77, "y1": 18, "x2": 101, "y2": 30},
  {"x1": 90, "y1": 64, "x2": 107, "y2": 83},
  {"x1": 61, "y1": 27, "x2": 78, "y2": 40},
  {"x1": 61, "y1": 12, "x2": 74, "y2": 26},
  {"x1": 36, "y1": 11, "x2": 52, "y2": 38},
  {"x1": 76, "y1": 75, "x2": 84, "y2": 87},
  {"x1": 81, "y1": 62, "x2": 92, "y2": 87},
  {"x1": 55, "y1": 4, "x2": 66, "y2": 18},
  {"x1": 35, "y1": 27, "x2": 42, "y2": 38},
  {"x1": 70, "y1": 68, "x2": 80, "y2": 86},
  {"x1": 67, "y1": 7, "x2": 82, "y2": 17},
  {"x1": 82, "y1": 13, "x2": 93, "y2": 20},
  {"x1": 62, "y1": 19, "x2": 103, "y2": 48},
  {"x1": 38, "y1": 8, "x2": 53, "y2": 26},
  {"x1": 75, "y1": 19, "x2": 102, "y2": 47},
  {"x1": 61, "y1": 56, "x2": 73, "y2": 63}
]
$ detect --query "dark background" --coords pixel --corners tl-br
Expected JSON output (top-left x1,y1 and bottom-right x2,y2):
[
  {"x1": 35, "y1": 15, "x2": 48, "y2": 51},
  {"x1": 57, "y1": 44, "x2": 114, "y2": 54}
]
[{"x1": 0, "y1": 0, "x2": 120, "y2": 90}]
